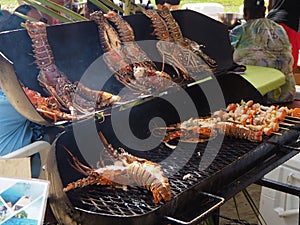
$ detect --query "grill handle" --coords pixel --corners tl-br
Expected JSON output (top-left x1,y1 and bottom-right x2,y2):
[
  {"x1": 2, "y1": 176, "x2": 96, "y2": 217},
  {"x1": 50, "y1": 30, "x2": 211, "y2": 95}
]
[
  {"x1": 164, "y1": 192, "x2": 225, "y2": 225},
  {"x1": 266, "y1": 140, "x2": 300, "y2": 152}
]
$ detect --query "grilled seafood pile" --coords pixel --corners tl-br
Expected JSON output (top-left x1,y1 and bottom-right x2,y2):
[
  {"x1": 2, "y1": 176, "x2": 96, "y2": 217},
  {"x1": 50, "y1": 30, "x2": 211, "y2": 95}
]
[
  {"x1": 143, "y1": 7, "x2": 217, "y2": 75},
  {"x1": 153, "y1": 100, "x2": 300, "y2": 144},
  {"x1": 91, "y1": 11, "x2": 175, "y2": 96},
  {"x1": 64, "y1": 132, "x2": 172, "y2": 205},
  {"x1": 25, "y1": 21, "x2": 120, "y2": 121}
]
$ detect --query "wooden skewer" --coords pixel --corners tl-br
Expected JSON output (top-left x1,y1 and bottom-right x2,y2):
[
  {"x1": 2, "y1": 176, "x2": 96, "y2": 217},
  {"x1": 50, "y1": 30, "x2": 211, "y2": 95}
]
[
  {"x1": 272, "y1": 132, "x2": 282, "y2": 136},
  {"x1": 286, "y1": 115, "x2": 300, "y2": 120},
  {"x1": 279, "y1": 126, "x2": 290, "y2": 131},
  {"x1": 284, "y1": 118, "x2": 300, "y2": 124},
  {"x1": 279, "y1": 122, "x2": 295, "y2": 127},
  {"x1": 164, "y1": 142, "x2": 176, "y2": 150}
]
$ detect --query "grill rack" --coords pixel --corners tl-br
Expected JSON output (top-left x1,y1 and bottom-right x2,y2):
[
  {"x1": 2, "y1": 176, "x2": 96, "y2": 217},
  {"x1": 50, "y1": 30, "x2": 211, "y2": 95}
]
[
  {"x1": 65, "y1": 138, "x2": 258, "y2": 216},
  {"x1": 47, "y1": 121, "x2": 299, "y2": 221}
]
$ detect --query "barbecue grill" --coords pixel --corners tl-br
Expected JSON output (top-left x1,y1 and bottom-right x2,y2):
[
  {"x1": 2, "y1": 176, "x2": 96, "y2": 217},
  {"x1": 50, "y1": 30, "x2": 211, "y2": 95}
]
[
  {"x1": 44, "y1": 111, "x2": 300, "y2": 225},
  {"x1": 0, "y1": 9, "x2": 299, "y2": 225}
]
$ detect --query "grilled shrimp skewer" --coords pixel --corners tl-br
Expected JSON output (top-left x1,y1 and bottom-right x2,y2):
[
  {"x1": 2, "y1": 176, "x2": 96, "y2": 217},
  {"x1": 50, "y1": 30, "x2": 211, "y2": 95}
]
[
  {"x1": 153, "y1": 117, "x2": 264, "y2": 144},
  {"x1": 153, "y1": 100, "x2": 300, "y2": 145}
]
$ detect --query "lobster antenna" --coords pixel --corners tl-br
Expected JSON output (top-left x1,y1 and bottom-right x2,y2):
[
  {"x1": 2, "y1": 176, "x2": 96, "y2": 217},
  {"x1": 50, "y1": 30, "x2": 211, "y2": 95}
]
[
  {"x1": 98, "y1": 131, "x2": 120, "y2": 161},
  {"x1": 98, "y1": 131, "x2": 109, "y2": 148}
]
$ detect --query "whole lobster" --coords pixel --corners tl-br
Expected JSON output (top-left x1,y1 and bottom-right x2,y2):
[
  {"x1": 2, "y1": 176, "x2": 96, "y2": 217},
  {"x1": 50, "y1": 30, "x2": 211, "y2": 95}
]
[
  {"x1": 25, "y1": 21, "x2": 120, "y2": 119},
  {"x1": 64, "y1": 132, "x2": 172, "y2": 205},
  {"x1": 91, "y1": 11, "x2": 174, "y2": 95}
]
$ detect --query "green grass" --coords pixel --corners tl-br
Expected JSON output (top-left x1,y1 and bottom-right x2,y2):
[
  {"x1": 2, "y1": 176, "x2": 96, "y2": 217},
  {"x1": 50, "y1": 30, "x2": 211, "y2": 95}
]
[
  {"x1": 1, "y1": 0, "x2": 20, "y2": 11},
  {"x1": 1, "y1": 0, "x2": 243, "y2": 13},
  {"x1": 180, "y1": 0, "x2": 243, "y2": 12}
]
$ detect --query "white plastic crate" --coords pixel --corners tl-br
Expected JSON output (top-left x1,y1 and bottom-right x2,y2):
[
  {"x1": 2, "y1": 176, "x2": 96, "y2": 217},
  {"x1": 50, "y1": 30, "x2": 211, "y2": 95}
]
[
  {"x1": 259, "y1": 154, "x2": 300, "y2": 225},
  {"x1": 295, "y1": 85, "x2": 300, "y2": 100}
]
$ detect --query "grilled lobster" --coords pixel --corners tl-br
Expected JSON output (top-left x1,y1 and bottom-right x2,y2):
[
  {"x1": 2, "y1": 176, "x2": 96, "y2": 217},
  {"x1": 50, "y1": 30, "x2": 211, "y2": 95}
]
[
  {"x1": 23, "y1": 86, "x2": 74, "y2": 122},
  {"x1": 91, "y1": 11, "x2": 174, "y2": 95},
  {"x1": 64, "y1": 132, "x2": 172, "y2": 205},
  {"x1": 143, "y1": 7, "x2": 217, "y2": 76},
  {"x1": 25, "y1": 21, "x2": 120, "y2": 117},
  {"x1": 158, "y1": 6, "x2": 218, "y2": 70}
]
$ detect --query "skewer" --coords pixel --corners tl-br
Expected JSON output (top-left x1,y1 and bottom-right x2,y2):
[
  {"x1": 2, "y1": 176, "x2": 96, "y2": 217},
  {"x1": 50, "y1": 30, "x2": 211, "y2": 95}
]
[
  {"x1": 271, "y1": 132, "x2": 282, "y2": 136},
  {"x1": 279, "y1": 122, "x2": 295, "y2": 127},
  {"x1": 266, "y1": 140, "x2": 300, "y2": 152},
  {"x1": 164, "y1": 142, "x2": 176, "y2": 150},
  {"x1": 286, "y1": 115, "x2": 300, "y2": 121},
  {"x1": 279, "y1": 126, "x2": 289, "y2": 131},
  {"x1": 284, "y1": 118, "x2": 300, "y2": 124}
]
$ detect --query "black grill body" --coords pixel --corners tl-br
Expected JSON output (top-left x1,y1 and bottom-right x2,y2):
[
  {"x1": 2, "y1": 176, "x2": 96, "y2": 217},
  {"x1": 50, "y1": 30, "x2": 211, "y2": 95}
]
[
  {"x1": 46, "y1": 105, "x2": 300, "y2": 225},
  {"x1": 0, "y1": 9, "x2": 294, "y2": 225}
]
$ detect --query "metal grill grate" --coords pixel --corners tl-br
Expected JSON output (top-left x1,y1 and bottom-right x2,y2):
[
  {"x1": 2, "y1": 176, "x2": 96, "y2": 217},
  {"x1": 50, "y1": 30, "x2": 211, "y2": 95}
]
[{"x1": 65, "y1": 136, "x2": 263, "y2": 216}]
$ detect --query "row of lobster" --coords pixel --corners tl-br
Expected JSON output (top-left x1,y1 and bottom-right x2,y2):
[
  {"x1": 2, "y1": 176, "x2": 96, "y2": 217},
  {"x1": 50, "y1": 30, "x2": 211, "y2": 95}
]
[{"x1": 21, "y1": 7, "x2": 217, "y2": 123}]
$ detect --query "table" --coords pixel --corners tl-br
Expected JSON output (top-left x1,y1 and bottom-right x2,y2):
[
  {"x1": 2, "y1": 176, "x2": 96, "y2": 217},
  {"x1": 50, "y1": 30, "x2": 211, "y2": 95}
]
[{"x1": 240, "y1": 65, "x2": 286, "y2": 96}]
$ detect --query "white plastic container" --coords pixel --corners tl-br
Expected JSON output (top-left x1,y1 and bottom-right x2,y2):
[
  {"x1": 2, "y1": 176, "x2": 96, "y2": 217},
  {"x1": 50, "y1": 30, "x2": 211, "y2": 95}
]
[
  {"x1": 181, "y1": 3, "x2": 224, "y2": 20},
  {"x1": 259, "y1": 153, "x2": 300, "y2": 225},
  {"x1": 295, "y1": 85, "x2": 300, "y2": 100}
]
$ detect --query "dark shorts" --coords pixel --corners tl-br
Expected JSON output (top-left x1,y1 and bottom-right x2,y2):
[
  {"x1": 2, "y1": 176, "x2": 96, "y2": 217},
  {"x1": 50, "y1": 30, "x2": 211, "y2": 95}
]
[{"x1": 155, "y1": 0, "x2": 180, "y2": 5}]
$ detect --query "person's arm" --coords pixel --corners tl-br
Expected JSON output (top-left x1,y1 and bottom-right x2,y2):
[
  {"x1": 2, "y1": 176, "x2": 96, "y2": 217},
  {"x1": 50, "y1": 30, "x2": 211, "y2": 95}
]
[{"x1": 229, "y1": 26, "x2": 243, "y2": 49}]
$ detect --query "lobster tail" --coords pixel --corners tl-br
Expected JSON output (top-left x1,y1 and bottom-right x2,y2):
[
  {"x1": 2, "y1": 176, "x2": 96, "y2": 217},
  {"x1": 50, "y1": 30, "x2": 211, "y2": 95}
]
[
  {"x1": 143, "y1": 9, "x2": 172, "y2": 42},
  {"x1": 128, "y1": 161, "x2": 172, "y2": 204},
  {"x1": 91, "y1": 11, "x2": 121, "y2": 52},
  {"x1": 105, "y1": 11, "x2": 135, "y2": 42},
  {"x1": 158, "y1": 6, "x2": 185, "y2": 45},
  {"x1": 25, "y1": 21, "x2": 55, "y2": 70}
]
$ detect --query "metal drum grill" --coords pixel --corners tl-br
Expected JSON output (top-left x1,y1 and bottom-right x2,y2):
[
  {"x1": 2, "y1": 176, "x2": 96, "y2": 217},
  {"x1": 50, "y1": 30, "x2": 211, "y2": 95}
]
[{"x1": 0, "y1": 9, "x2": 299, "y2": 225}]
